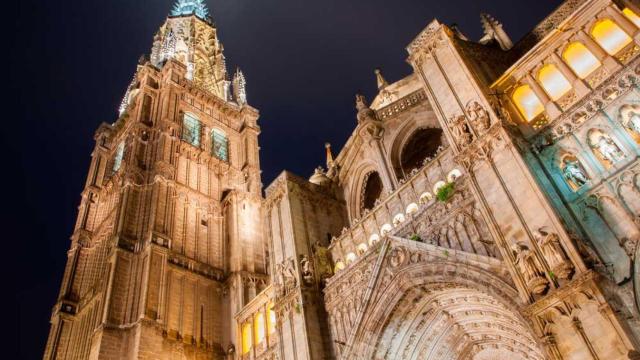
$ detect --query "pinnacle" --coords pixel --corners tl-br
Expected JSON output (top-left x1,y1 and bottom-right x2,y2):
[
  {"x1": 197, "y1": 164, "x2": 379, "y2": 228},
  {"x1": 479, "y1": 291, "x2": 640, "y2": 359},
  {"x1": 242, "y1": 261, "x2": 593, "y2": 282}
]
[{"x1": 171, "y1": 0, "x2": 211, "y2": 21}]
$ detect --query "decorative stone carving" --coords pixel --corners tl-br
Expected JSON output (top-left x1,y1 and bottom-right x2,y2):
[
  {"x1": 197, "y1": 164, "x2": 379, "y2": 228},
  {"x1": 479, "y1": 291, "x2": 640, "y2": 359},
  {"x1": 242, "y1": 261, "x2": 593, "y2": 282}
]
[
  {"x1": 448, "y1": 114, "x2": 473, "y2": 147},
  {"x1": 511, "y1": 242, "x2": 549, "y2": 294},
  {"x1": 312, "y1": 241, "x2": 333, "y2": 282},
  {"x1": 466, "y1": 101, "x2": 491, "y2": 133},
  {"x1": 534, "y1": 227, "x2": 574, "y2": 280},
  {"x1": 275, "y1": 258, "x2": 297, "y2": 296},
  {"x1": 589, "y1": 132, "x2": 625, "y2": 164},
  {"x1": 299, "y1": 254, "x2": 315, "y2": 286}
]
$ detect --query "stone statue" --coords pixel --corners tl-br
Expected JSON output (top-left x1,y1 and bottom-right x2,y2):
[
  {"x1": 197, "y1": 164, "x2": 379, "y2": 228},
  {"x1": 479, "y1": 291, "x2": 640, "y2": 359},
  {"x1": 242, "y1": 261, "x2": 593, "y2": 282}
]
[
  {"x1": 534, "y1": 227, "x2": 574, "y2": 280},
  {"x1": 562, "y1": 159, "x2": 588, "y2": 188},
  {"x1": 355, "y1": 93, "x2": 378, "y2": 124},
  {"x1": 312, "y1": 241, "x2": 333, "y2": 281},
  {"x1": 593, "y1": 135, "x2": 625, "y2": 164},
  {"x1": 511, "y1": 242, "x2": 549, "y2": 294},
  {"x1": 299, "y1": 254, "x2": 315, "y2": 286}
]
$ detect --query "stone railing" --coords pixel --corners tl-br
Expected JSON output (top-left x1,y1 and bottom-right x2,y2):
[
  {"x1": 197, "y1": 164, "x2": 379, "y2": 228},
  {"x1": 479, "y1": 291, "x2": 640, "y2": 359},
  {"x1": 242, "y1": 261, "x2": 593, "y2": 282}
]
[
  {"x1": 375, "y1": 89, "x2": 427, "y2": 119},
  {"x1": 236, "y1": 285, "x2": 277, "y2": 360},
  {"x1": 328, "y1": 147, "x2": 465, "y2": 270}
]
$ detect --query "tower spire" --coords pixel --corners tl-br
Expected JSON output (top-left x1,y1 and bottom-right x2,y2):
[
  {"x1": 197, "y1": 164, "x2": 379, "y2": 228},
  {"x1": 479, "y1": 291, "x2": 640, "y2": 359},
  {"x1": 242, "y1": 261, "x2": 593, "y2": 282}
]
[
  {"x1": 479, "y1": 13, "x2": 513, "y2": 50},
  {"x1": 374, "y1": 68, "x2": 389, "y2": 90},
  {"x1": 325, "y1": 142, "x2": 334, "y2": 168}
]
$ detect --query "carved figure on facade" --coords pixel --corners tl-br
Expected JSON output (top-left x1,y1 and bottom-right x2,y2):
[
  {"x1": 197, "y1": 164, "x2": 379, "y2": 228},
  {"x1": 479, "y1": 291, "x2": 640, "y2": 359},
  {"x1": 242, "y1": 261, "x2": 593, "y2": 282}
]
[
  {"x1": 466, "y1": 101, "x2": 491, "y2": 133},
  {"x1": 299, "y1": 254, "x2": 315, "y2": 286},
  {"x1": 588, "y1": 131, "x2": 626, "y2": 165},
  {"x1": 511, "y1": 242, "x2": 549, "y2": 294},
  {"x1": 562, "y1": 157, "x2": 589, "y2": 189},
  {"x1": 312, "y1": 241, "x2": 333, "y2": 282},
  {"x1": 448, "y1": 114, "x2": 473, "y2": 147},
  {"x1": 356, "y1": 94, "x2": 379, "y2": 124},
  {"x1": 534, "y1": 227, "x2": 574, "y2": 280},
  {"x1": 275, "y1": 258, "x2": 297, "y2": 296}
]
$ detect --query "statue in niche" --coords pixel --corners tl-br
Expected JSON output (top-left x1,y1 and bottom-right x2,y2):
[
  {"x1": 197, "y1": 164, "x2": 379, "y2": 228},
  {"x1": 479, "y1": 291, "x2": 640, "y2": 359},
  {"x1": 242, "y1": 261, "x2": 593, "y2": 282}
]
[
  {"x1": 534, "y1": 227, "x2": 574, "y2": 280},
  {"x1": 589, "y1": 132, "x2": 625, "y2": 164},
  {"x1": 511, "y1": 242, "x2": 549, "y2": 294},
  {"x1": 299, "y1": 254, "x2": 315, "y2": 286},
  {"x1": 562, "y1": 158, "x2": 588, "y2": 189},
  {"x1": 626, "y1": 114, "x2": 640, "y2": 134}
]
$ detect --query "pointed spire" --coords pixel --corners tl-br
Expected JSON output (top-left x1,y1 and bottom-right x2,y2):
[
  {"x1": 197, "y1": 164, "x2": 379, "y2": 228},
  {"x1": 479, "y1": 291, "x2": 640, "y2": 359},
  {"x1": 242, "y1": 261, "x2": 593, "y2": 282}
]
[
  {"x1": 325, "y1": 143, "x2": 334, "y2": 168},
  {"x1": 479, "y1": 13, "x2": 513, "y2": 50},
  {"x1": 374, "y1": 68, "x2": 388, "y2": 90},
  {"x1": 450, "y1": 23, "x2": 469, "y2": 41},
  {"x1": 233, "y1": 68, "x2": 247, "y2": 105},
  {"x1": 171, "y1": 0, "x2": 211, "y2": 21}
]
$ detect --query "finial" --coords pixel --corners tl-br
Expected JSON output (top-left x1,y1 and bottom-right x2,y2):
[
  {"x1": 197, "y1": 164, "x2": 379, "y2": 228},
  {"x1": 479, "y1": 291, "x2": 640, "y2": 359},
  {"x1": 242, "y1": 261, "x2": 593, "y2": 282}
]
[
  {"x1": 479, "y1": 12, "x2": 513, "y2": 50},
  {"x1": 171, "y1": 0, "x2": 211, "y2": 21},
  {"x1": 233, "y1": 68, "x2": 247, "y2": 105},
  {"x1": 374, "y1": 68, "x2": 388, "y2": 90},
  {"x1": 325, "y1": 142, "x2": 334, "y2": 168}
]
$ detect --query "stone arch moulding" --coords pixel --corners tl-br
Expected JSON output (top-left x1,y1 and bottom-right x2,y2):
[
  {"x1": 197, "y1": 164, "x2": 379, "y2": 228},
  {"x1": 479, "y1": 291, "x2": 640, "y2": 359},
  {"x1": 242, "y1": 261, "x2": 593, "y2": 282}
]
[
  {"x1": 347, "y1": 260, "x2": 545, "y2": 360},
  {"x1": 348, "y1": 162, "x2": 385, "y2": 220},
  {"x1": 388, "y1": 116, "x2": 445, "y2": 180}
]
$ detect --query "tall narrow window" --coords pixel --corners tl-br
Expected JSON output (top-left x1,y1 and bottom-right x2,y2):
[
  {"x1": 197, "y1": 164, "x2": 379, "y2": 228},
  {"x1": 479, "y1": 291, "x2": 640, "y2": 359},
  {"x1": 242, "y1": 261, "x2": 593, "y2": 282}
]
[
  {"x1": 512, "y1": 85, "x2": 544, "y2": 121},
  {"x1": 242, "y1": 323, "x2": 252, "y2": 354},
  {"x1": 113, "y1": 141, "x2": 125, "y2": 172},
  {"x1": 537, "y1": 64, "x2": 572, "y2": 101},
  {"x1": 211, "y1": 129, "x2": 228, "y2": 161},
  {"x1": 623, "y1": 8, "x2": 640, "y2": 28},
  {"x1": 182, "y1": 113, "x2": 201, "y2": 147},
  {"x1": 562, "y1": 42, "x2": 601, "y2": 79},
  {"x1": 591, "y1": 19, "x2": 632, "y2": 55},
  {"x1": 267, "y1": 303, "x2": 276, "y2": 335},
  {"x1": 254, "y1": 313, "x2": 265, "y2": 345}
]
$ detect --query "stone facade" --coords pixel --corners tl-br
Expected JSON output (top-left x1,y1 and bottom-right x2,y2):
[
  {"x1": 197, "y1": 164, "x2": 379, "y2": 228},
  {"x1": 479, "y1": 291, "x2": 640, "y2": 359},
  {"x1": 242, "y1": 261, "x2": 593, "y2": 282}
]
[{"x1": 45, "y1": 0, "x2": 640, "y2": 359}]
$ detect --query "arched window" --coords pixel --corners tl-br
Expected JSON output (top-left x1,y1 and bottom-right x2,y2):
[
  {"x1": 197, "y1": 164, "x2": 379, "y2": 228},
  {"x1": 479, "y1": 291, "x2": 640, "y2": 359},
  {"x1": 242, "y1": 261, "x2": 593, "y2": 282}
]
[
  {"x1": 254, "y1": 313, "x2": 265, "y2": 345},
  {"x1": 182, "y1": 113, "x2": 201, "y2": 147},
  {"x1": 419, "y1": 192, "x2": 433, "y2": 204},
  {"x1": 380, "y1": 223, "x2": 393, "y2": 236},
  {"x1": 562, "y1": 42, "x2": 601, "y2": 79},
  {"x1": 537, "y1": 64, "x2": 572, "y2": 101},
  {"x1": 267, "y1": 303, "x2": 276, "y2": 335},
  {"x1": 623, "y1": 8, "x2": 640, "y2": 28},
  {"x1": 361, "y1": 171, "x2": 383, "y2": 211},
  {"x1": 591, "y1": 19, "x2": 632, "y2": 55},
  {"x1": 113, "y1": 141, "x2": 125, "y2": 172},
  {"x1": 356, "y1": 243, "x2": 368, "y2": 255},
  {"x1": 345, "y1": 252, "x2": 357, "y2": 264},
  {"x1": 393, "y1": 213, "x2": 406, "y2": 226},
  {"x1": 405, "y1": 203, "x2": 419, "y2": 215},
  {"x1": 433, "y1": 181, "x2": 447, "y2": 194},
  {"x1": 242, "y1": 323, "x2": 252, "y2": 354},
  {"x1": 447, "y1": 169, "x2": 463, "y2": 182},
  {"x1": 334, "y1": 261, "x2": 345, "y2": 273},
  {"x1": 587, "y1": 129, "x2": 626, "y2": 167},
  {"x1": 398, "y1": 128, "x2": 443, "y2": 176},
  {"x1": 368, "y1": 234, "x2": 380, "y2": 246},
  {"x1": 211, "y1": 128, "x2": 229, "y2": 161},
  {"x1": 512, "y1": 85, "x2": 544, "y2": 121}
]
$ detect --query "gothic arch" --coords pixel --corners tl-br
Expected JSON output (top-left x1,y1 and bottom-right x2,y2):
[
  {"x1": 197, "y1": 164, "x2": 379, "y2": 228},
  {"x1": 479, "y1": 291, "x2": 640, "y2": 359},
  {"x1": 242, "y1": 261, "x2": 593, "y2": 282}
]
[
  {"x1": 349, "y1": 162, "x2": 386, "y2": 219},
  {"x1": 349, "y1": 261, "x2": 545, "y2": 360},
  {"x1": 389, "y1": 125, "x2": 444, "y2": 180}
]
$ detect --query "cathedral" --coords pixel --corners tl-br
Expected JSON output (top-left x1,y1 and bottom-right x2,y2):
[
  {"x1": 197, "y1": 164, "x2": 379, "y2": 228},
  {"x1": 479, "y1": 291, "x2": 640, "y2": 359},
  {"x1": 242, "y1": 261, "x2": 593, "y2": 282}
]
[{"x1": 43, "y1": 0, "x2": 640, "y2": 359}]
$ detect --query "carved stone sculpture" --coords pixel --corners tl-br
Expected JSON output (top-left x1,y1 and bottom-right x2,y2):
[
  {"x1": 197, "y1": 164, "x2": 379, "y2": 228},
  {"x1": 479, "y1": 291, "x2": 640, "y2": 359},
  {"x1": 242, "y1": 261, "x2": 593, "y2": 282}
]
[
  {"x1": 275, "y1": 258, "x2": 297, "y2": 296},
  {"x1": 300, "y1": 254, "x2": 315, "y2": 286},
  {"x1": 448, "y1": 115, "x2": 473, "y2": 147},
  {"x1": 592, "y1": 135, "x2": 625, "y2": 164},
  {"x1": 511, "y1": 242, "x2": 549, "y2": 294},
  {"x1": 312, "y1": 241, "x2": 333, "y2": 281},
  {"x1": 562, "y1": 159, "x2": 588, "y2": 188},
  {"x1": 534, "y1": 227, "x2": 574, "y2": 280},
  {"x1": 466, "y1": 101, "x2": 491, "y2": 132}
]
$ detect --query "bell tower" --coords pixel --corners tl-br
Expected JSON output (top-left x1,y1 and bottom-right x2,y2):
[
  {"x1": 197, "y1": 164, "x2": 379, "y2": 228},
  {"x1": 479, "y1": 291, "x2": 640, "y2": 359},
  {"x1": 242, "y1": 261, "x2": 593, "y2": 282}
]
[{"x1": 43, "y1": 1, "x2": 267, "y2": 359}]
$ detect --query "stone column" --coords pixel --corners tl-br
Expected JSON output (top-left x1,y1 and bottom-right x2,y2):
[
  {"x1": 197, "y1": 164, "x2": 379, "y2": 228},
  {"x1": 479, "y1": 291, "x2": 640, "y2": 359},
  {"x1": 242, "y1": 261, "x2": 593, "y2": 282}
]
[
  {"x1": 525, "y1": 73, "x2": 561, "y2": 119},
  {"x1": 550, "y1": 52, "x2": 590, "y2": 95}
]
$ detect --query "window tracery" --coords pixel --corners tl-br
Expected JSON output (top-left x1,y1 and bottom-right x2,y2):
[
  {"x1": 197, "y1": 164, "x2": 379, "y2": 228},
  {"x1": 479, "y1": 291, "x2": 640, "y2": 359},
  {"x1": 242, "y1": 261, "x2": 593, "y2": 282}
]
[{"x1": 181, "y1": 113, "x2": 201, "y2": 147}]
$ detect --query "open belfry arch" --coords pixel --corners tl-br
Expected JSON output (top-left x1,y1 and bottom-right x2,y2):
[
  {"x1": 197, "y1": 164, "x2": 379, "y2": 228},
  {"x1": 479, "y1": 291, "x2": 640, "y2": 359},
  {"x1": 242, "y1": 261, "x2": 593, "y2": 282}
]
[{"x1": 45, "y1": 0, "x2": 640, "y2": 359}]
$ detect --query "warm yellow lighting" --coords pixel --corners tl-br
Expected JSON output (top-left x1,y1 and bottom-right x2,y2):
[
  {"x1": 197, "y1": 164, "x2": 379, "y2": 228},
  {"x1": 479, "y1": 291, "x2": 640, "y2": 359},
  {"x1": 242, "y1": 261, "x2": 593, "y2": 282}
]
[
  {"x1": 254, "y1": 313, "x2": 265, "y2": 344},
  {"x1": 405, "y1": 203, "x2": 419, "y2": 215},
  {"x1": 623, "y1": 8, "x2": 640, "y2": 28},
  {"x1": 346, "y1": 252, "x2": 357, "y2": 264},
  {"x1": 368, "y1": 234, "x2": 380, "y2": 246},
  {"x1": 334, "y1": 261, "x2": 346, "y2": 272},
  {"x1": 591, "y1": 19, "x2": 632, "y2": 55},
  {"x1": 267, "y1": 303, "x2": 276, "y2": 334},
  {"x1": 538, "y1": 64, "x2": 572, "y2": 100},
  {"x1": 242, "y1": 323, "x2": 252, "y2": 354},
  {"x1": 562, "y1": 42, "x2": 601, "y2": 79},
  {"x1": 512, "y1": 85, "x2": 544, "y2": 121}
]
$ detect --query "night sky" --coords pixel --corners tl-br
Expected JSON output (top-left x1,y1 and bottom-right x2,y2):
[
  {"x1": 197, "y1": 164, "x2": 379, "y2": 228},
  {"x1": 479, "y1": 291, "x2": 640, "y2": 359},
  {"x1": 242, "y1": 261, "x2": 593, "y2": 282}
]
[{"x1": 10, "y1": 0, "x2": 562, "y2": 358}]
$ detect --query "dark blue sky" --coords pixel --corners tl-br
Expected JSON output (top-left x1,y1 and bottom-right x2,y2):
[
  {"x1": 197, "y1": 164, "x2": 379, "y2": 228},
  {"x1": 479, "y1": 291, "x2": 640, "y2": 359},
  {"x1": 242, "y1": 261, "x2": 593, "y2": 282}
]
[{"x1": 9, "y1": 0, "x2": 562, "y2": 357}]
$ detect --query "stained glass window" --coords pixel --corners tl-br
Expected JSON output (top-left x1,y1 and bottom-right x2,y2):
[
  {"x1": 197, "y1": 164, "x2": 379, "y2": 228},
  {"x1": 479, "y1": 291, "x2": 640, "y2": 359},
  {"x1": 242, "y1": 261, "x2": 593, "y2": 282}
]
[
  {"x1": 113, "y1": 141, "x2": 125, "y2": 172},
  {"x1": 211, "y1": 129, "x2": 228, "y2": 161},
  {"x1": 182, "y1": 113, "x2": 201, "y2": 147}
]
